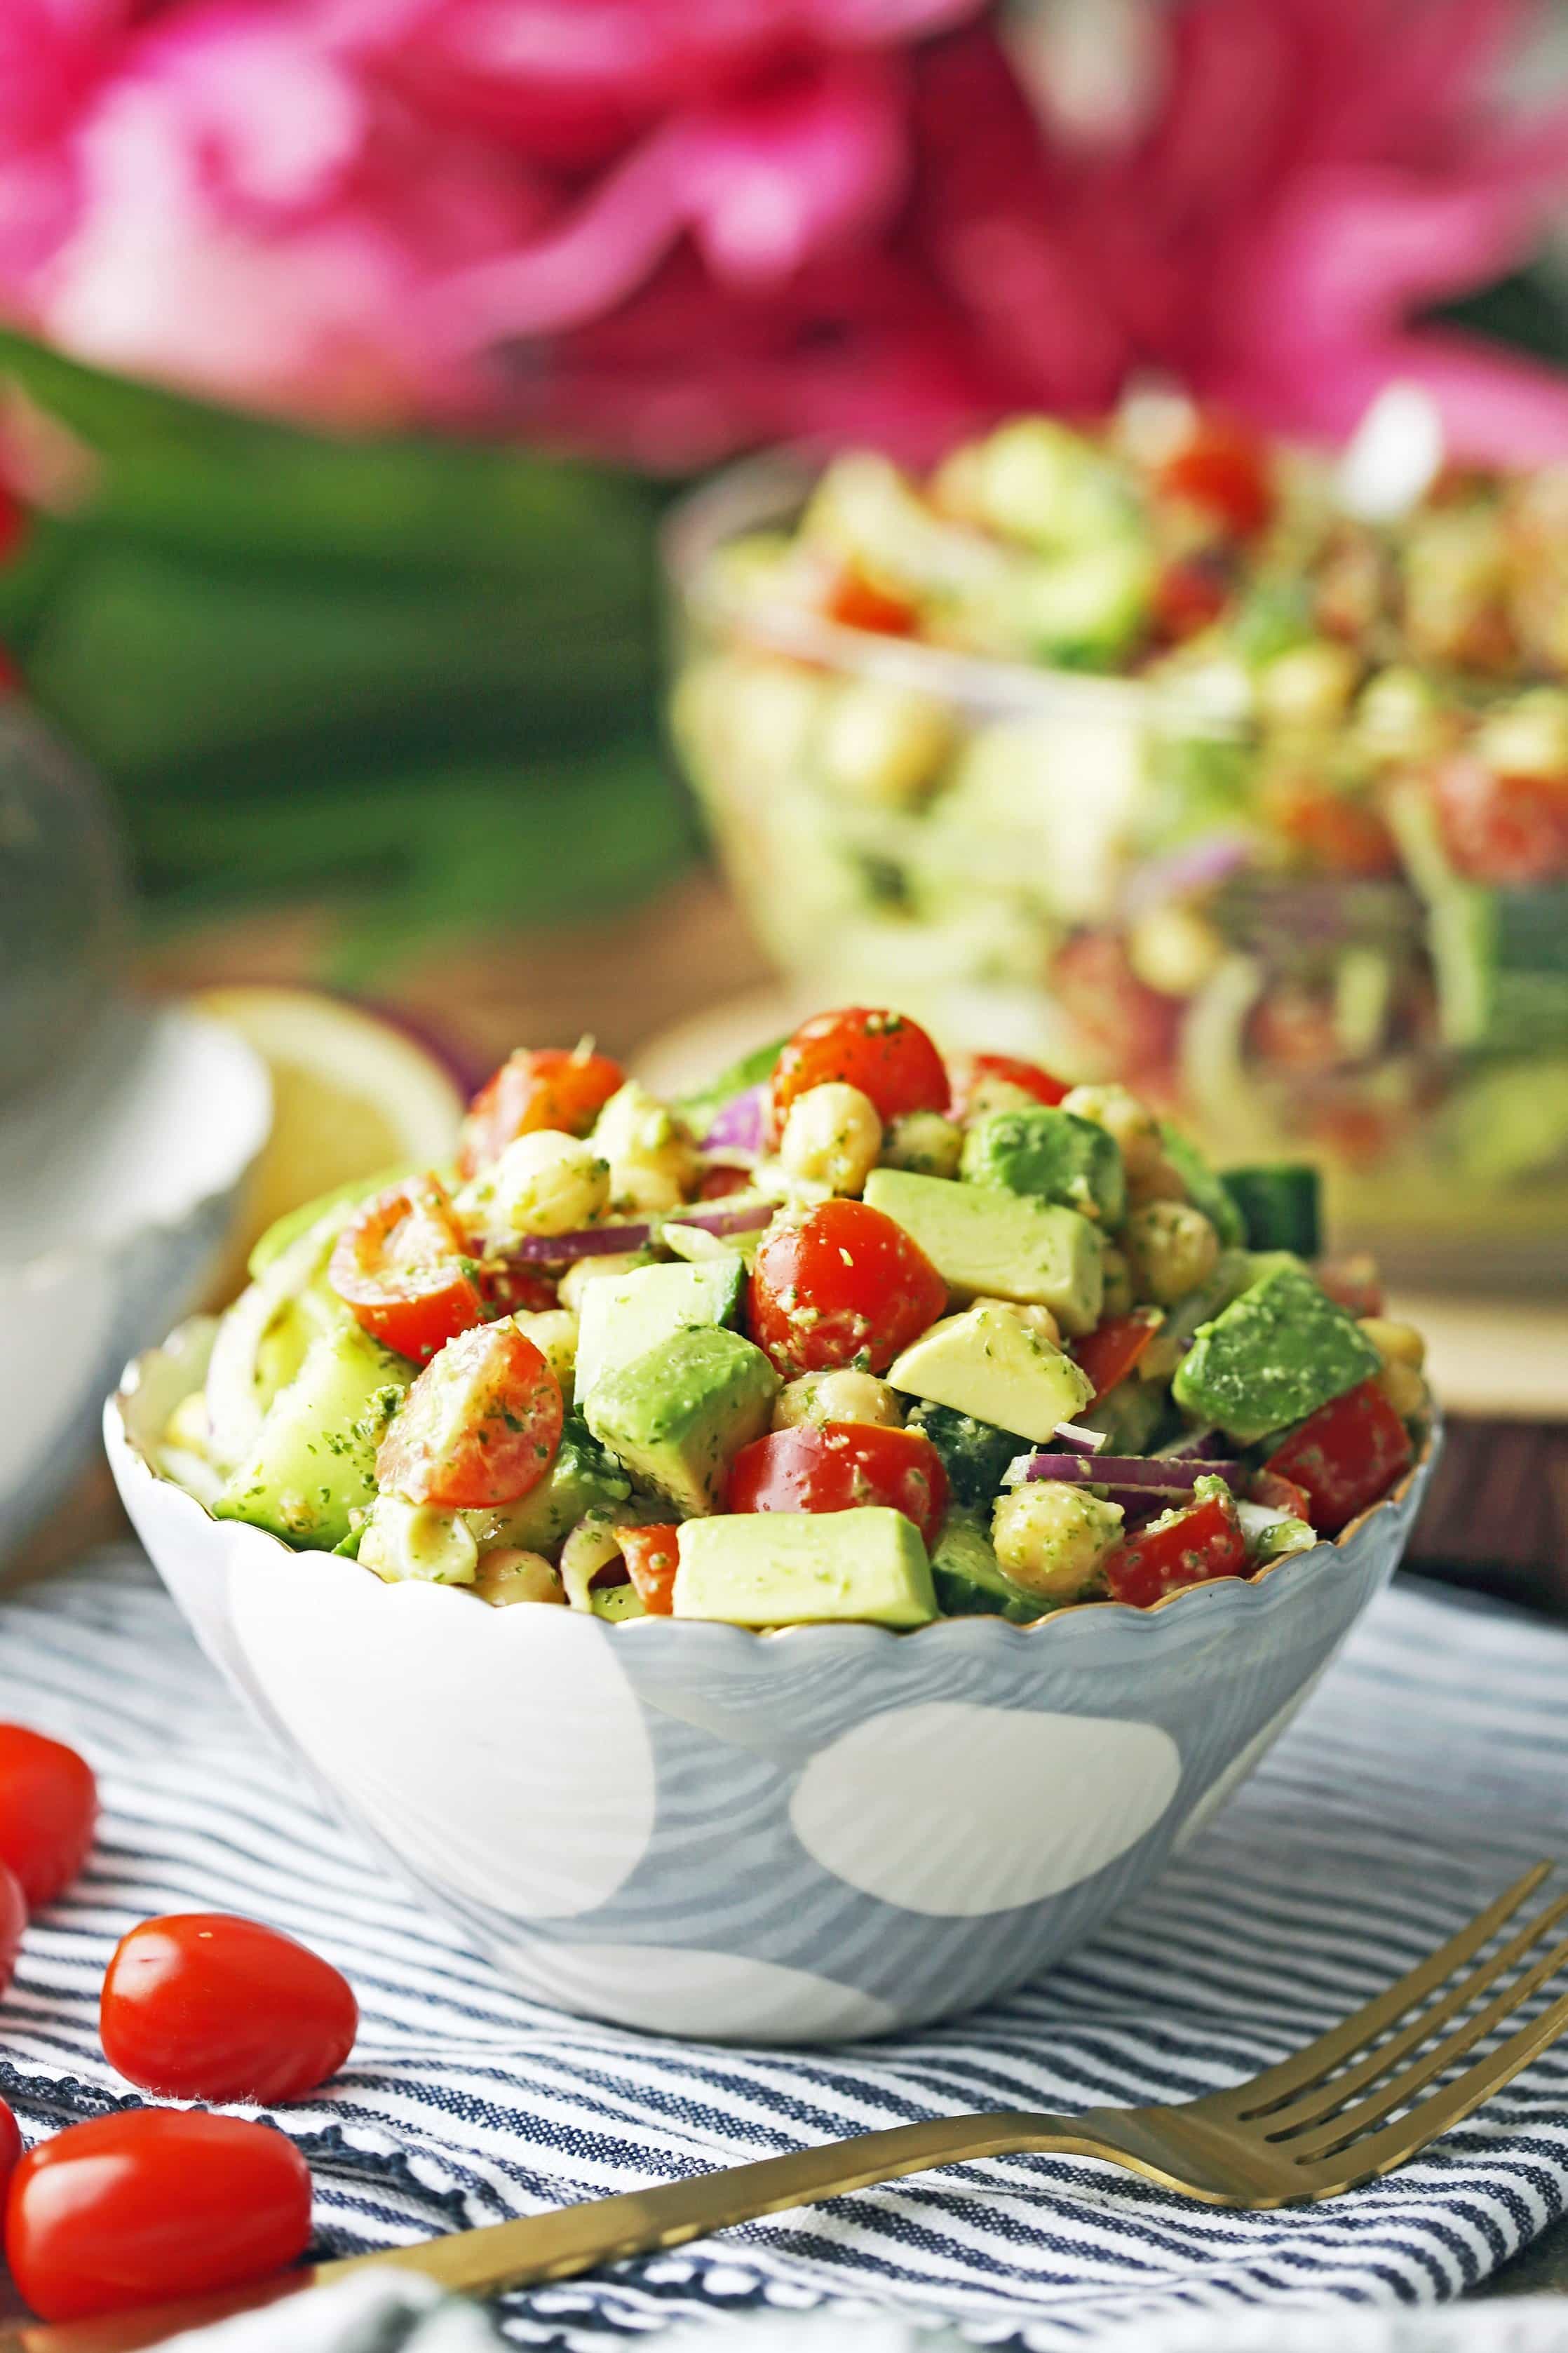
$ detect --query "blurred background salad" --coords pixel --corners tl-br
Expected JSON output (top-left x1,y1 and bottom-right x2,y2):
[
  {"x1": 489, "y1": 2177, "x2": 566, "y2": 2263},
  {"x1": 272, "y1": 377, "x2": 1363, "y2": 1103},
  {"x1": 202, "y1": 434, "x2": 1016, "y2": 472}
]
[{"x1": 1, "y1": 0, "x2": 1566, "y2": 1577}]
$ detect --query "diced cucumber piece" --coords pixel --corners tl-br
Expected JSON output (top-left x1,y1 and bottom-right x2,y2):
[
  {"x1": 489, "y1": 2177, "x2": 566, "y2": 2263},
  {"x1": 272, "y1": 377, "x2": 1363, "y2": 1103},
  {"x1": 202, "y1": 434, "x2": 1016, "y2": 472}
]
[
  {"x1": 215, "y1": 1324, "x2": 412, "y2": 1549},
  {"x1": 1219, "y1": 1165, "x2": 1322, "y2": 1257},
  {"x1": 930, "y1": 1512, "x2": 1039, "y2": 1622}
]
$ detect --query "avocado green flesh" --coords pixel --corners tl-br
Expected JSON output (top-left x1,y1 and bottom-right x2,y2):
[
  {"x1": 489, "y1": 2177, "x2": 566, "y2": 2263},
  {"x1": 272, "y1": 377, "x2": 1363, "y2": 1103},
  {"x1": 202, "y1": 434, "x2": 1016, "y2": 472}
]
[
  {"x1": 586, "y1": 1325, "x2": 778, "y2": 1516},
  {"x1": 674, "y1": 1506, "x2": 936, "y2": 1628},
  {"x1": 481, "y1": 1419, "x2": 630, "y2": 1554},
  {"x1": 888, "y1": 1301, "x2": 1093, "y2": 1443},
  {"x1": 930, "y1": 1513, "x2": 1039, "y2": 1621},
  {"x1": 215, "y1": 1323, "x2": 412, "y2": 1549},
  {"x1": 862, "y1": 1168, "x2": 1102, "y2": 1334},
  {"x1": 961, "y1": 1107, "x2": 1126, "y2": 1226},
  {"x1": 575, "y1": 1255, "x2": 746, "y2": 1414},
  {"x1": 1172, "y1": 1264, "x2": 1381, "y2": 1445}
]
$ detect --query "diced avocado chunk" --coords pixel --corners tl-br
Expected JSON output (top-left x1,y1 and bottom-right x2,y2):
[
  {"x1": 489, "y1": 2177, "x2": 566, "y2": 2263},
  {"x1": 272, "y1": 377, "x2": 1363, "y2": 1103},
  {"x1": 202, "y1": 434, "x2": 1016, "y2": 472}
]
[
  {"x1": 586, "y1": 1326, "x2": 778, "y2": 1516},
  {"x1": 1158, "y1": 1125, "x2": 1247, "y2": 1248},
  {"x1": 863, "y1": 1169, "x2": 1102, "y2": 1333},
  {"x1": 1219, "y1": 1164, "x2": 1322, "y2": 1257},
  {"x1": 481, "y1": 1416, "x2": 630, "y2": 1554},
  {"x1": 673, "y1": 1507, "x2": 936, "y2": 1629},
  {"x1": 961, "y1": 1107, "x2": 1125, "y2": 1225},
  {"x1": 887, "y1": 1300, "x2": 1093, "y2": 1443},
  {"x1": 930, "y1": 1511, "x2": 1039, "y2": 1622},
  {"x1": 215, "y1": 1324, "x2": 412, "y2": 1549},
  {"x1": 575, "y1": 1255, "x2": 746, "y2": 1411},
  {"x1": 903, "y1": 1401, "x2": 1018, "y2": 1509},
  {"x1": 1172, "y1": 1265, "x2": 1381, "y2": 1445}
]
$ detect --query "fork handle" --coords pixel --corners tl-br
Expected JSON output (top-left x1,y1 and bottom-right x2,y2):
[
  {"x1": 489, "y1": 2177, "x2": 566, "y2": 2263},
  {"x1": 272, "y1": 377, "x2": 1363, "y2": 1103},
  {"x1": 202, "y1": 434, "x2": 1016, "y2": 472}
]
[
  {"x1": 0, "y1": 2110, "x2": 1118, "y2": 2353},
  {"x1": 324, "y1": 2107, "x2": 1093, "y2": 2297}
]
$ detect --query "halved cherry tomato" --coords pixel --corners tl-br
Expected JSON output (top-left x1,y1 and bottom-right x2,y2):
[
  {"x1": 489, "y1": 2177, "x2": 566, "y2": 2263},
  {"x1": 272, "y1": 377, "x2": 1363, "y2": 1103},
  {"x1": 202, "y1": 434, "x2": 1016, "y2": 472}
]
[
  {"x1": 0, "y1": 1861, "x2": 22, "y2": 1997},
  {"x1": 1249, "y1": 1469, "x2": 1315, "y2": 1525},
  {"x1": 0, "y1": 1725, "x2": 97, "y2": 1909},
  {"x1": 617, "y1": 1525, "x2": 682, "y2": 1615},
  {"x1": 476, "y1": 1261, "x2": 560, "y2": 1318},
  {"x1": 458, "y1": 1046, "x2": 624, "y2": 1178},
  {"x1": 825, "y1": 572, "x2": 917, "y2": 637},
  {"x1": 0, "y1": 2099, "x2": 18, "y2": 2204},
  {"x1": 376, "y1": 1320, "x2": 563, "y2": 1509},
  {"x1": 1434, "y1": 757, "x2": 1568, "y2": 887},
  {"x1": 1267, "y1": 781, "x2": 1400, "y2": 878},
  {"x1": 1050, "y1": 933, "x2": 1182, "y2": 1092},
  {"x1": 947, "y1": 1051, "x2": 1069, "y2": 1117},
  {"x1": 1103, "y1": 1488, "x2": 1249, "y2": 1609},
  {"x1": 100, "y1": 1915, "x2": 358, "y2": 2104},
  {"x1": 1073, "y1": 1309, "x2": 1162, "y2": 1405},
  {"x1": 1313, "y1": 1253, "x2": 1384, "y2": 1319},
  {"x1": 748, "y1": 1199, "x2": 948, "y2": 1377},
  {"x1": 1264, "y1": 1378, "x2": 1413, "y2": 1536},
  {"x1": 1154, "y1": 415, "x2": 1273, "y2": 539},
  {"x1": 727, "y1": 1422, "x2": 949, "y2": 1547},
  {"x1": 329, "y1": 1176, "x2": 484, "y2": 1364},
  {"x1": 5, "y1": 2109, "x2": 313, "y2": 2323},
  {"x1": 770, "y1": 1008, "x2": 948, "y2": 1141}
]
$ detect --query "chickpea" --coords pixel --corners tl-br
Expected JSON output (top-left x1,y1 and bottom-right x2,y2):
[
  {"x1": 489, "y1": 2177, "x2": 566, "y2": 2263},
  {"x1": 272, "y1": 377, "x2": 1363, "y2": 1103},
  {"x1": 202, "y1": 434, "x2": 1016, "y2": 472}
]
[
  {"x1": 360, "y1": 1495, "x2": 478, "y2": 1586},
  {"x1": 881, "y1": 1110, "x2": 964, "y2": 1178},
  {"x1": 461, "y1": 1131, "x2": 609, "y2": 1240},
  {"x1": 1356, "y1": 666, "x2": 1448, "y2": 766},
  {"x1": 1256, "y1": 640, "x2": 1360, "y2": 731},
  {"x1": 1124, "y1": 1154, "x2": 1190, "y2": 1211},
  {"x1": 593, "y1": 1081, "x2": 699, "y2": 1203},
  {"x1": 1126, "y1": 905, "x2": 1224, "y2": 999},
  {"x1": 1377, "y1": 1360, "x2": 1428, "y2": 1421},
  {"x1": 779, "y1": 1081, "x2": 883, "y2": 1195},
  {"x1": 961, "y1": 1074, "x2": 1041, "y2": 1124},
  {"x1": 992, "y1": 1481, "x2": 1123, "y2": 1603},
  {"x1": 473, "y1": 1549, "x2": 565, "y2": 1607},
  {"x1": 559, "y1": 1251, "x2": 651, "y2": 1315},
  {"x1": 974, "y1": 1297, "x2": 1060, "y2": 1347},
  {"x1": 1123, "y1": 1200, "x2": 1220, "y2": 1307},
  {"x1": 1357, "y1": 1317, "x2": 1426, "y2": 1372},
  {"x1": 817, "y1": 679, "x2": 954, "y2": 809},
  {"x1": 609, "y1": 1161, "x2": 687, "y2": 1218},
  {"x1": 510, "y1": 1308, "x2": 579, "y2": 1400},
  {"x1": 1100, "y1": 1245, "x2": 1134, "y2": 1319},
  {"x1": 1061, "y1": 1083, "x2": 1164, "y2": 1180},
  {"x1": 773, "y1": 1370, "x2": 904, "y2": 1431}
]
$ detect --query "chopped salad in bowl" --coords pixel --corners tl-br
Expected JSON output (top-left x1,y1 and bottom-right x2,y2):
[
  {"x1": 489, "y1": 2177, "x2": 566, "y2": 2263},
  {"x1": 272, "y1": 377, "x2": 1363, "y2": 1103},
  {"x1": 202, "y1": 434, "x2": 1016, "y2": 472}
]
[{"x1": 159, "y1": 1008, "x2": 1431, "y2": 1635}]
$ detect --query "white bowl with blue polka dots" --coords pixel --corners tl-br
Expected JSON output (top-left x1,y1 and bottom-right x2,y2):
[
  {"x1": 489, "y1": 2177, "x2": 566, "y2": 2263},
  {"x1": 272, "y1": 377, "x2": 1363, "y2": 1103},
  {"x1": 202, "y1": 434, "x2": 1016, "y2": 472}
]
[{"x1": 107, "y1": 1329, "x2": 1438, "y2": 2044}]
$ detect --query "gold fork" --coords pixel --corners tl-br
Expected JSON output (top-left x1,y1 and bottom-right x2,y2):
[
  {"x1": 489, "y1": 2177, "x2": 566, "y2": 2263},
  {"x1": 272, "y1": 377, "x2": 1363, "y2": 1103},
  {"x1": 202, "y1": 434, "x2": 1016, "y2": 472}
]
[{"x1": 8, "y1": 1862, "x2": 1568, "y2": 2353}]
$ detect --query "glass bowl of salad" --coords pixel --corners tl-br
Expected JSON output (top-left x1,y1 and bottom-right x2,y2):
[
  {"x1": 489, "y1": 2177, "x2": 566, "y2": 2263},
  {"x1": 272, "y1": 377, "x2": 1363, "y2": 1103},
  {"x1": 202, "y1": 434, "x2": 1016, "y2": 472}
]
[
  {"x1": 109, "y1": 1004, "x2": 1436, "y2": 2041},
  {"x1": 665, "y1": 406, "x2": 1568, "y2": 1283}
]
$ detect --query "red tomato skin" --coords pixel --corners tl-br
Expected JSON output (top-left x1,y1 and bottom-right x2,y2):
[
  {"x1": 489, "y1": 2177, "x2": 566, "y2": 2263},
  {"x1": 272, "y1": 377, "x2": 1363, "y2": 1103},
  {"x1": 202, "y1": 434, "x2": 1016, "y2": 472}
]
[
  {"x1": 1073, "y1": 1310, "x2": 1162, "y2": 1405},
  {"x1": 617, "y1": 1525, "x2": 682, "y2": 1615},
  {"x1": 1313, "y1": 1254, "x2": 1385, "y2": 1319},
  {"x1": 458, "y1": 1047, "x2": 625, "y2": 1178},
  {"x1": 0, "y1": 1862, "x2": 22, "y2": 1997},
  {"x1": 1264, "y1": 1379, "x2": 1414, "y2": 1536},
  {"x1": 1156, "y1": 417, "x2": 1273, "y2": 539},
  {"x1": 727, "y1": 1424, "x2": 949, "y2": 1548},
  {"x1": 1104, "y1": 1492, "x2": 1249, "y2": 1609},
  {"x1": 100, "y1": 1915, "x2": 358, "y2": 2105},
  {"x1": 748, "y1": 1200, "x2": 948, "y2": 1377},
  {"x1": 5, "y1": 2109, "x2": 313, "y2": 2323},
  {"x1": 947, "y1": 1052, "x2": 1069, "y2": 1117},
  {"x1": 1249, "y1": 1469, "x2": 1316, "y2": 1525},
  {"x1": 825, "y1": 573, "x2": 917, "y2": 637},
  {"x1": 0, "y1": 1725, "x2": 97, "y2": 1909},
  {"x1": 770, "y1": 1008, "x2": 949, "y2": 1140},
  {"x1": 329, "y1": 1177, "x2": 485, "y2": 1365},
  {"x1": 376, "y1": 1321, "x2": 564, "y2": 1509},
  {"x1": 0, "y1": 2100, "x2": 18, "y2": 2204},
  {"x1": 698, "y1": 1164, "x2": 754, "y2": 1200},
  {"x1": 1434, "y1": 757, "x2": 1568, "y2": 887}
]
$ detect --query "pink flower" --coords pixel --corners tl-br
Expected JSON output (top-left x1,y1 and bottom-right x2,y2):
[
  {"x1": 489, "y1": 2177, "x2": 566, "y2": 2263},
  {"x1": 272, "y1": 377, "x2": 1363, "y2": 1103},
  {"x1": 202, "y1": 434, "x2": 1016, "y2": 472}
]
[{"x1": 0, "y1": 0, "x2": 1564, "y2": 465}]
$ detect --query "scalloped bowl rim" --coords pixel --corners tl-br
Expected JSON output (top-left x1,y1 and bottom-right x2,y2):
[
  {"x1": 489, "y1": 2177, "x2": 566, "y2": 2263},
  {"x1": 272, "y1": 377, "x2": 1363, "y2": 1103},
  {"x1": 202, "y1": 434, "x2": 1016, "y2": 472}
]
[{"x1": 109, "y1": 1324, "x2": 1438, "y2": 1657}]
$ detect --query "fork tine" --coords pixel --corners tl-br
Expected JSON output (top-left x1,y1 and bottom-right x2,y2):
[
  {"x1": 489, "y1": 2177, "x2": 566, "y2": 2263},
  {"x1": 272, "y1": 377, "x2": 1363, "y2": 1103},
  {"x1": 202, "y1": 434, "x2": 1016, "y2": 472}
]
[
  {"x1": 1252, "y1": 1889, "x2": 1568, "y2": 2135},
  {"x1": 1276, "y1": 1924, "x2": 1568, "y2": 2159},
  {"x1": 1228, "y1": 1862, "x2": 1553, "y2": 2117},
  {"x1": 1288, "y1": 1981, "x2": 1568, "y2": 2196}
]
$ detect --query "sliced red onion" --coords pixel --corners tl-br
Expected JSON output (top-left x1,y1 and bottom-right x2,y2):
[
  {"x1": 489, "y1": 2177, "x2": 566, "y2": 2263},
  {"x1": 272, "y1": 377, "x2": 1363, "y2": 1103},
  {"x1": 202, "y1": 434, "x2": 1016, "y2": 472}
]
[
  {"x1": 701, "y1": 1083, "x2": 767, "y2": 1156},
  {"x1": 1123, "y1": 833, "x2": 1253, "y2": 916},
  {"x1": 1022, "y1": 1452, "x2": 1243, "y2": 1492},
  {"x1": 1052, "y1": 1421, "x2": 1108, "y2": 1456},
  {"x1": 499, "y1": 1196, "x2": 774, "y2": 1265}
]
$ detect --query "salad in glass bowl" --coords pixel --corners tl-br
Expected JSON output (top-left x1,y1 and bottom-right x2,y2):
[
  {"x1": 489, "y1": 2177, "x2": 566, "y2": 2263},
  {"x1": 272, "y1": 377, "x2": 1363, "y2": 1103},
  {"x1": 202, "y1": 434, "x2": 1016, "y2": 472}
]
[
  {"x1": 668, "y1": 402, "x2": 1568, "y2": 1273},
  {"x1": 158, "y1": 1006, "x2": 1430, "y2": 1633}
]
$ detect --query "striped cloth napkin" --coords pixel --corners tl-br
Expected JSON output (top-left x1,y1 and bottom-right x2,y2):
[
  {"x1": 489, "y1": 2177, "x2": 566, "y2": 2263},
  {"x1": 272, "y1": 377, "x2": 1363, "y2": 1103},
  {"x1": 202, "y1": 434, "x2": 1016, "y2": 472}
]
[{"x1": 1, "y1": 1551, "x2": 1567, "y2": 2349}]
